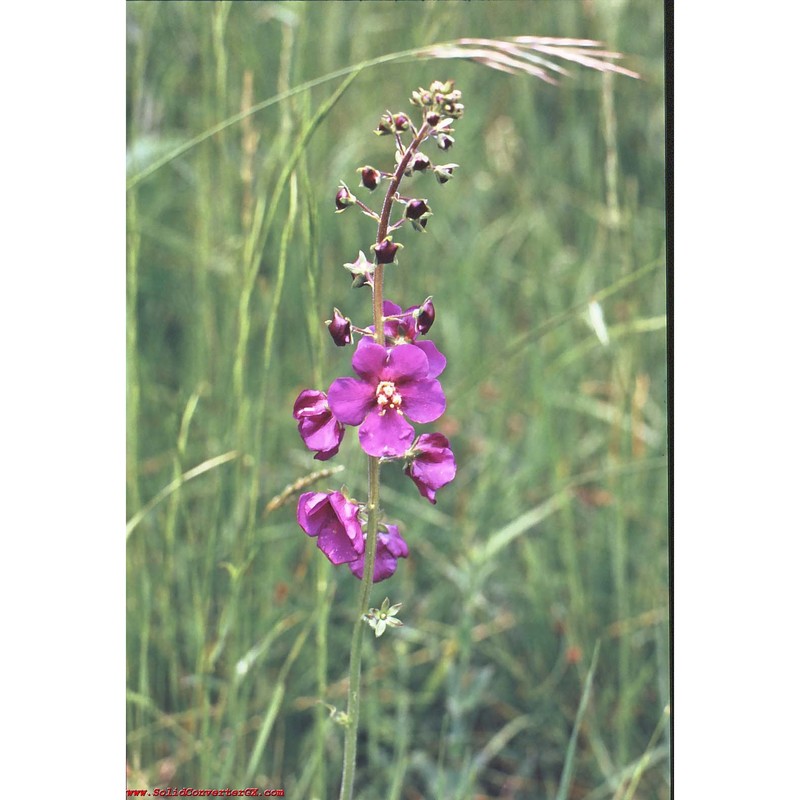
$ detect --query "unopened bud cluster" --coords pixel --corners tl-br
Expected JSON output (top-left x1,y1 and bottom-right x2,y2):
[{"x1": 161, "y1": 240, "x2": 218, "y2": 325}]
[
  {"x1": 293, "y1": 81, "x2": 462, "y2": 584},
  {"x1": 335, "y1": 79, "x2": 463, "y2": 287}
]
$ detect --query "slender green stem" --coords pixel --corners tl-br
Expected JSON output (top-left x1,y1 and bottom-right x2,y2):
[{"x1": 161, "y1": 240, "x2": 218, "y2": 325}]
[
  {"x1": 339, "y1": 120, "x2": 431, "y2": 800},
  {"x1": 339, "y1": 456, "x2": 381, "y2": 800}
]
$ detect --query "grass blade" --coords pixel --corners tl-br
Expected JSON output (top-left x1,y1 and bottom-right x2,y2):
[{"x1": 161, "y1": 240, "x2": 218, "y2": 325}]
[
  {"x1": 125, "y1": 451, "x2": 239, "y2": 539},
  {"x1": 556, "y1": 641, "x2": 601, "y2": 800}
]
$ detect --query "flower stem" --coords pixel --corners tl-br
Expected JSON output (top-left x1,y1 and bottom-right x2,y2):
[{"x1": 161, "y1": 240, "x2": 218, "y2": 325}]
[
  {"x1": 338, "y1": 455, "x2": 380, "y2": 800},
  {"x1": 339, "y1": 121, "x2": 431, "y2": 800},
  {"x1": 372, "y1": 122, "x2": 430, "y2": 345}
]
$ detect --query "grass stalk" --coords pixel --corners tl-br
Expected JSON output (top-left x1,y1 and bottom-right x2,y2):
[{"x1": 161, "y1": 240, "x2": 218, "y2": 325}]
[
  {"x1": 386, "y1": 640, "x2": 411, "y2": 800},
  {"x1": 556, "y1": 641, "x2": 601, "y2": 800},
  {"x1": 126, "y1": 192, "x2": 142, "y2": 514},
  {"x1": 231, "y1": 70, "x2": 361, "y2": 425},
  {"x1": 244, "y1": 615, "x2": 314, "y2": 783}
]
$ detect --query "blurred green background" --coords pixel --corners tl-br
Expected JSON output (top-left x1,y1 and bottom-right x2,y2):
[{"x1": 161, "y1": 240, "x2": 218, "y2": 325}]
[{"x1": 126, "y1": 2, "x2": 667, "y2": 798}]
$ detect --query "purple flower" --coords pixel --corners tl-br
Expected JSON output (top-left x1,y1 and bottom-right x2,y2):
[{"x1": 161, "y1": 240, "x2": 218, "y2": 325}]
[
  {"x1": 414, "y1": 297, "x2": 435, "y2": 335},
  {"x1": 335, "y1": 183, "x2": 356, "y2": 212},
  {"x1": 348, "y1": 525, "x2": 409, "y2": 582},
  {"x1": 297, "y1": 491, "x2": 364, "y2": 565},
  {"x1": 327, "y1": 339, "x2": 446, "y2": 458},
  {"x1": 371, "y1": 236, "x2": 403, "y2": 264},
  {"x1": 293, "y1": 390, "x2": 345, "y2": 461},
  {"x1": 381, "y1": 299, "x2": 417, "y2": 342},
  {"x1": 358, "y1": 165, "x2": 381, "y2": 191},
  {"x1": 381, "y1": 300, "x2": 446, "y2": 378},
  {"x1": 404, "y1": 432, "x2": 457, "y2": 504},
  {"x1": 326, "y1": 308, "x2": 352, "y2": 346}
]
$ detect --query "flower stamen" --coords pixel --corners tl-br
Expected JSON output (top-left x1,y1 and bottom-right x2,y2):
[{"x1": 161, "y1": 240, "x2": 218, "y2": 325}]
[{"x1": 375, "y1": 380, "x2": 403, "y2": 415}]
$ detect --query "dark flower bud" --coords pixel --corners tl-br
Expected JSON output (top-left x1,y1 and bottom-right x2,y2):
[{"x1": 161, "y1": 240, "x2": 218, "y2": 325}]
[
  {"x1": 411, "y1": 153, "x2": 431, "y2": 172},
  {"x1": 414, "y1": 296, "x2": 435, "y2": 335},
  {"x1": 374, "y1": 113, "x2": 394, "y2": 136},
  {"x1": 404, "y1": 199, "x2": 432, "y2": 232},
  {"x1": 326, "y1": 308, "x2": 352, "y2": 346},
  {"x1": 371, "y1": 236, "x2": 403, "y2": 264},
  {"x1": 393, "y1": 113, "x2": 410, "y2": 131},
  {"x1": 433, "y1": 163, "x2": 459, "y2": 184},
  {"x1": 436, "y1": 133, "x2": 455, "y2": 151},
  {"x1": 443, "y1": 102, "x2": 465, "y2": 119},
  {"x1": 335, "y1": 183, "x2": 356, "y2": 212},
  {"x1": 404, "y1": 199, "x2": 431, "y2": 220},
  {"x1": 358, "y1": 165, "x2": 381, "y2": 191},
  {"x1": 426, "y1": 111, "x2": 441, "y2": 127}
]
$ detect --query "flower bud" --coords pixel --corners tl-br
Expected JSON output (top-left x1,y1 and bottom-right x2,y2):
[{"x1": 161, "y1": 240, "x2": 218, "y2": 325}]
[
  {"x1": 357, "y1": 165, "x2": 381, "y2": 191},
  {"x1": 335, "y1": 183, "x2": 356, "y2": 212},
  {"x1": 404, "y1": 199, "x2": 432, "y2": 232},
  {"x1": 393, "y1": 113, "x2": 410, "y2": 132},
  {"x1": 326, "y1": 308, "x2": 352, "y2": 346},
  {"x1": 414, "y1": 296, "x2": 435, "y2": 335},
  {"x1": 436, "y1": 133, "x2": 455, "y2": 151},
  {"x1": 411, "y1": 153, "x2": 431, "y2": 172},
  {"x1": 426, "y1": 111, "x2": 441, "y2": 126},
  {"x1": 374, "y1": 113, "x2": 394, "y2": 136},
  {"x1": 433, "y1": 163, "x2": 459, "y2": 184},
  {"x1": 443, "y1": 101, "x2": 465, "y2": 119},
  {"x1": 404, "y1": 199, "x2": 431, "y2": 220},
  {"x1": 371, "y1": 236, "x2": 403, "y2": 264}
]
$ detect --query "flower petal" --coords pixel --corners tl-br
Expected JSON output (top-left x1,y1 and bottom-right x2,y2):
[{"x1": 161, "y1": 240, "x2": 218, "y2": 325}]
[
  {"x1": 297, "y1": 491, "x2": 329, "y2": 533},
  {"x1": 382, "y1": 300, "x2": 403, "y2": 317},
  {"x1": 405, "y1": 432, "x2": 457, "y2": 503},
  {"x1": 327, "y1": 376, "x2": 374, "y2": 425},
  {"x1": 297, "y1": 491, "x2": 364, "y2": 565},
  {"x1": 398, "y1": 378, "x2": 446, "y2": 423},
  {"x1": 413, "y1": 340, "x2": 446, "y2": 378},
  {"x1": 297, "y1": 414, "x2": 344, "y2": 460},
  {"x1": 349, "y1": 525, "x2": 409, "y2": 582},
  {"x1": 351, "y1": 339, "x2": 388, "y2": 381},
  {"x1": 381, "y1": 343, "x2": 429, "y2": 383},
  {"x1": 358, "y1": 408, "x2": 416, "y2": 458},
  {"x1": 293, "y1": 389, "x2": 328, "y2": 418},
  {"x1": 293, "y1": 390, "x2": 344, "y2": 459}
]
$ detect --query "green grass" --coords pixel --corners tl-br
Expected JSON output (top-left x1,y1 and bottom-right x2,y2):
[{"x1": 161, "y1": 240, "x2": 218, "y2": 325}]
[{"x1": 126, "y1": 2, "x2": 668, "y2": 798}]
